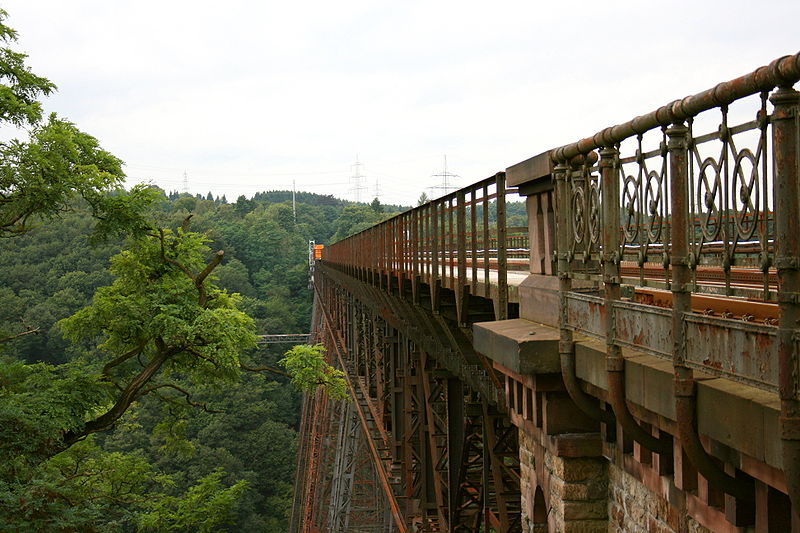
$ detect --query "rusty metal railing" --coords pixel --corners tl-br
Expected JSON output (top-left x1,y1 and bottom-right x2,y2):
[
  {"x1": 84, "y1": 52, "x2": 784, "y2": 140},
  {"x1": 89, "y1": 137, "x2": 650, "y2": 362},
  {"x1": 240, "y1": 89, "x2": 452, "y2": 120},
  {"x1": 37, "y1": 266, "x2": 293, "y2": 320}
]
[
  {"x1": 552, "y1": 53, "x2": 800, "y2": 504},
  {"x1": 324, "y1": 172, "x2": 520, "y2": 322},
  {"x1": 552, "y1": 56, "x2": 800, "y2": 390}
]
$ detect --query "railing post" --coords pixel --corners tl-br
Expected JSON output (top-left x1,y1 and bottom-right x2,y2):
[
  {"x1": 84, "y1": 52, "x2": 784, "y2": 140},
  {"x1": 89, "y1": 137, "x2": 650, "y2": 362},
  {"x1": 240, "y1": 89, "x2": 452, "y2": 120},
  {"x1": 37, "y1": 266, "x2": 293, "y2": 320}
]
[
  {"x1": 556, "y1": 159, "x2": 614, "y2": 425},
  {"x1": 471, "y1": 189, "x2": 478, "y2": 290},
  {"x1": 772, "y1": 84, "x2": 800, "y2": 521},
  {"x1": 399, "y1": 215, "x2": 406, "y2": 298},
  {"x1": 496, "y1": 172, "x2": 508, "y2": 321},
  {"x1": 483, "y1": 184, "x2": 490, "y2": 298},
  {"x1": 669, "y1": 121, "x2": 691, "y2": 376},
  {"x1": 448, "y1": 197, "x2": 455, "y2": 283},
  {"x1": 412, "y1": 208, "x2": 420, "y2": 304},
  {"x1": 431, "y1": 200, "x2": 440, "y2": 313},
  {"x1": 601, "y1": 146, "x2": 670, "y2": 456},
  {"x1": 668, "y1": 119, "x2": 754, "y2": 504},
  {"x1": 457, "y1": 189, "x2": 468, "y2": 326}
]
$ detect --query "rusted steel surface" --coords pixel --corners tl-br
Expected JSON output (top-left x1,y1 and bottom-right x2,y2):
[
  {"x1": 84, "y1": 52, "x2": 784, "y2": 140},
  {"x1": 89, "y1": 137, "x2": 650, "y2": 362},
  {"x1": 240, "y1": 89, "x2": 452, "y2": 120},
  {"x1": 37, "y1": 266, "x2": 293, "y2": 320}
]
[
  {"x1": 771, "y1": 84, "x2": 800, "y2": 522},
  {"x1": 684, "y1": 314, "x2": 777, "y2": 390},
  {"x1": 564, "y1": 292, "x2": 604, "y2": 338},
  {"x1": 296, "y1": 266, "x2": 522, "y2": 531},
  {"x1": 314, "y1": 280, "x2": 409, "y2": 533},
  {"x1": 325, "y1": 173, "x2": 518, "y2": 316},
  {"x1": 612, "y1": 300, "x2": 673, "y2": 359}
]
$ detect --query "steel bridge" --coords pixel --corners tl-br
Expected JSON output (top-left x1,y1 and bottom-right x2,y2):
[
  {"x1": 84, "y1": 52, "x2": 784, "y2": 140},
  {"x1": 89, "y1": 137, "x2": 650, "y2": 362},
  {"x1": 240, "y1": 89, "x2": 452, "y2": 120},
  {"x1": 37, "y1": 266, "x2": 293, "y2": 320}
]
[{"x1": 290, "y1": 53, "x2": 800, "y2": 532}]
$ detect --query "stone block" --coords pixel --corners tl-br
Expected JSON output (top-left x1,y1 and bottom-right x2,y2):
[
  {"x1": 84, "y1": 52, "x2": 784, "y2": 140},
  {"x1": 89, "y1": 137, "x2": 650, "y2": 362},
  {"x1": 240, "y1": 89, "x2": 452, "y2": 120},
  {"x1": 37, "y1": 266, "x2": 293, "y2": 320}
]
[
  {"x1": 506, "y1": 151, "x2": 552, "y2": 188},
  {"x1": 638, "y1": 356, "x2": 676, "y2": 420},
  {"x1": 574, "y1": 339, "x2": 607, "y2": 390},
  {"x1": 543, "y1": 391, "x2": 598, "y2": 435},
  {"x1": 623, "y1": 353, "x2": 646, "y2": 406},
  {"x1": 518, "y1": 274, "x2": 560, "y2": 326},
  {"x1": 696, "y1": 378, "x2": 766, "y2": 461},
  {"x1": 553, "y1": 432, "x2": 603, "y2": 458},
  {"x1": 549, "y1": 456, "x2": 606, "y2": 483},
  {"x1": 562, "y1": 519, "x2": 610, "y2": 533},
  {"x1": 472, "y1": 318, "x2": 560, "y2": 374}
]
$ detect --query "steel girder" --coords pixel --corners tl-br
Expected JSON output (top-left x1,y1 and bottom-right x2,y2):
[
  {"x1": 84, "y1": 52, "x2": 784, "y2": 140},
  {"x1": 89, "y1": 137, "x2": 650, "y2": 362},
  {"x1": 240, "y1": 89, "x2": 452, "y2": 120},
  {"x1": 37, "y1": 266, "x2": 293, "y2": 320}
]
[{"x1": 291, "y1": 267, "x2": 522, "y2": 532}]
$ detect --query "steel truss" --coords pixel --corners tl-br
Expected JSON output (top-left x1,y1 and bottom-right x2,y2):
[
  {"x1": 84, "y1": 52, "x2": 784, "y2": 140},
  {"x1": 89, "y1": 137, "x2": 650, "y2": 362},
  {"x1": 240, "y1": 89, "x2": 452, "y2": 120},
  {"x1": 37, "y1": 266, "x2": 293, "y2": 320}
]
[{"x1": 291, "y1": 268, "x2": 521, "y2": 532}]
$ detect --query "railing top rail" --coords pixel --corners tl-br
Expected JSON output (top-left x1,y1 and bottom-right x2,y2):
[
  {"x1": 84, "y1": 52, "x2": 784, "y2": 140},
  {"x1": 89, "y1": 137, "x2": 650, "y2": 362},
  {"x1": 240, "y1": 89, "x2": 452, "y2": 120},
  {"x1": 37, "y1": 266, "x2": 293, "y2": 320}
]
[
  {"x1": 551, "y1": 52, "x2": 800, "y2": 163},
  {"x1": 330, "y1": 172, "x2": 508, "y2": 245}
]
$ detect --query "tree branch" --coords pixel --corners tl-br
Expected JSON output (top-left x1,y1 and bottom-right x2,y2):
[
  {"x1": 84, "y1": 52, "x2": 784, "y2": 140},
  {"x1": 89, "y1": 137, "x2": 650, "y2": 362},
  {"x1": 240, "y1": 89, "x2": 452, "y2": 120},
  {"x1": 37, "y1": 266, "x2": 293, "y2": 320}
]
[
  {"x1": 102, "y1": 342, "x2": 146, "y2": 376},
  {"x1": 240, "y1": 362, "x2": 290, "y2": 377},
  {"x1": 196, "y1": 250, "x2": 224, "y2": 286},
  {"x1": 180, "y1": 213, "x2": 194, "y2": 233},
  {"x1": 158, "y1": 227, "x2": 195, "y2": 280},
  {"x1": 63, "y1": 346, "x2": 176, "y2": 447},
  {"x1": 186, "y1": 347, "x2": 219, "y2": 369},
  {"x1": 140, "y1": 383, "x2": 224, "y2": 413},
  {"x1": 0, "y1": 326, "x2": 39, "y2": 343},
  {"x1": 58, "y1": 469, "x2": 116, "y2": 486}
]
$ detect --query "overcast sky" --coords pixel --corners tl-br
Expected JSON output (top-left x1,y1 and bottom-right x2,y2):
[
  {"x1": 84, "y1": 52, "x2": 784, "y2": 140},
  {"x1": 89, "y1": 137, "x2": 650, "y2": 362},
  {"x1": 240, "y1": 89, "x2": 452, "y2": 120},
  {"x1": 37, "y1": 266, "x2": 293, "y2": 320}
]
[{"x1": 3, "y1": 1, "x2": 798, "y2": 206}]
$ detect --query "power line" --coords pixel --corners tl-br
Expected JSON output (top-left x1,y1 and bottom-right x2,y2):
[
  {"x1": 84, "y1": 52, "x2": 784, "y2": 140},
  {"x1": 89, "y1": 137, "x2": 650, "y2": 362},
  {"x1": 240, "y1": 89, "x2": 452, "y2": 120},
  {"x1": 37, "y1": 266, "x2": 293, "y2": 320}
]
[
  {"x1": 373, "y1": 177, "x2": 381, "y2": 203},
  {"x1": 428, "y1": 155, "x2": 459, "y2": 196},
  {"x1": 349, "y1": 156, "x2": 367, "y2": 203}
]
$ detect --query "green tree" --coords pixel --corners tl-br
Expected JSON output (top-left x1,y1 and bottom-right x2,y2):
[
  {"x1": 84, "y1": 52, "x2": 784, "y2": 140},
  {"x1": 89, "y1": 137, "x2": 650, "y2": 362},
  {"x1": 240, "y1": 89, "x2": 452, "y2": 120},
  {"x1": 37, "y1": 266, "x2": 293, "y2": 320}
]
[
  {"x1": 280, "y1": 344, "x2": 347, "y2": 400},
  {"x1": 0, "y1": 9, "x2": 156, "y2": 240},
  {"x1": 215, "y1": 257, "x2": 256, "y2": 297},
  {"x1": 331, "y1": 205, "x2": 384, "y2": 242},
  {"x1": 138, "y1": 470, "x2": 248, "y2": 533},
  {"x1": 58, "y1": 226, "x2": 256, "y2": 450},
  {"x1": 0, "y1": 9, "x2": 55, "y2": 127}
]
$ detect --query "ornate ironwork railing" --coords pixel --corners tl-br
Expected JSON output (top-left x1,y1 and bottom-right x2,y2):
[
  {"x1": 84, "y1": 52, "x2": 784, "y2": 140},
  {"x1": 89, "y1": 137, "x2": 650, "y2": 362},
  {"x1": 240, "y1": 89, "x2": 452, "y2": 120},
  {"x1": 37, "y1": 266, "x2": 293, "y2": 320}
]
[{"x1": 552, "y1": 55, "x2": 800, "y2": 300}]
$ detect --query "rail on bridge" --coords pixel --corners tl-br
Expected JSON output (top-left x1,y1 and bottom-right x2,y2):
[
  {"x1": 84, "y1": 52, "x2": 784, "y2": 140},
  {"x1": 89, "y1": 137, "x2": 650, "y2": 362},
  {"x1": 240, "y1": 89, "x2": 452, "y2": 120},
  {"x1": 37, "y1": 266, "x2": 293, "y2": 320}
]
[
  {"x1": 291, "y1": 53, "x2": 800, "y2": 532},
  {"x1": 256, "y1": 334, "x2": 311, "y2": 344}
]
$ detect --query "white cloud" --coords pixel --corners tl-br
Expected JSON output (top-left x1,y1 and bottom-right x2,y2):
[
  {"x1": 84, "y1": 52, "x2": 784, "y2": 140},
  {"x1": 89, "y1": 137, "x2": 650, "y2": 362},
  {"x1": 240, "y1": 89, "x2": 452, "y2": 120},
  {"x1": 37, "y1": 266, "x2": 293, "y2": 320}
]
[{"x1": 3, "y1": 0, "x2": 799, "y2": 204}]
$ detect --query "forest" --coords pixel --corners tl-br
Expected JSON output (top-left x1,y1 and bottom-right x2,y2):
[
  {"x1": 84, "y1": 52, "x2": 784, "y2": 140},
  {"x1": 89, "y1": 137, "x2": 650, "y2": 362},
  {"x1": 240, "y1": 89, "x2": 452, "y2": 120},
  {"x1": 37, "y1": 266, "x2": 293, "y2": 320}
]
[{"x1": 1, "y1": 184, "x2": 403, "y2": 532}]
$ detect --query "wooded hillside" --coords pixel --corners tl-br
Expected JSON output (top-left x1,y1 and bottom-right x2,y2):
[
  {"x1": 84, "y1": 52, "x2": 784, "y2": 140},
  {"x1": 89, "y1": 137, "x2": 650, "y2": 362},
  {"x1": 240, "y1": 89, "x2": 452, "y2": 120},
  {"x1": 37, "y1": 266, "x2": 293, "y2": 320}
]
[{"x1": 0, "y1": 188, "x2": 405, "y2": 532}]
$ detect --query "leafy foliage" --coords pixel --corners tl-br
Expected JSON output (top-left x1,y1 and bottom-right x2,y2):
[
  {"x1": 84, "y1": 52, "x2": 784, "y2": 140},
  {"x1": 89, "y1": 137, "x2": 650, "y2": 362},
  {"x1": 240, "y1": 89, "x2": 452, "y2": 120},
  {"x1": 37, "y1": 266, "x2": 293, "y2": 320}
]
[
  {"x1": 138, "y1": 469, "x2": 248, "y2": 533},
  {"x1": 280, "y1": 344, "x2": 348, "y2": 400},
  {"x1": 58, "y1": 227, "x2": 257, "y2": 446},
  {"x1": 0, "y1": 437, "x2": 157, "y2": 532},
  {"x1": 0, "y1": 9, "x2": 55, "y2": 127}
]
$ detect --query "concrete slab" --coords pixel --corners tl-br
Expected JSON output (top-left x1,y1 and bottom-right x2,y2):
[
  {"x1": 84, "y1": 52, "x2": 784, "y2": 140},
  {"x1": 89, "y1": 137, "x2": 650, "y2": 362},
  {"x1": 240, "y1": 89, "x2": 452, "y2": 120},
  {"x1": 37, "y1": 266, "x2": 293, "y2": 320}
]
[
  {"x1": 506, "y1": 151, "x2": 552, "y2": 188},
  {"x1": 697, "y1": 377, "x2": 780, "y2": 465},
  {"x1": 575, "y1": 338, "x2": 607, "y2": 390},
  {"x1": 473, "y1": 318, "x2": 560, "y2": 374},
  {"x1": 574, "y1": 337, "x2": 782, "y2": 471},
  {"x1": 518, "y1": 274, "x2": 561, "y2": 327}
]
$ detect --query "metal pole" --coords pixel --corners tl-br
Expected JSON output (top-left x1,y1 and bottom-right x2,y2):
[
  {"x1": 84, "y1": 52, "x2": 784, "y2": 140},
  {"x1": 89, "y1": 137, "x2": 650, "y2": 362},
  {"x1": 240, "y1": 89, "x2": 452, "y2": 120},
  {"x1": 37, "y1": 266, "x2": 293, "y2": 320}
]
[{"x1": 772, "y1": 85, "x2": 800, "y2": 520}]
